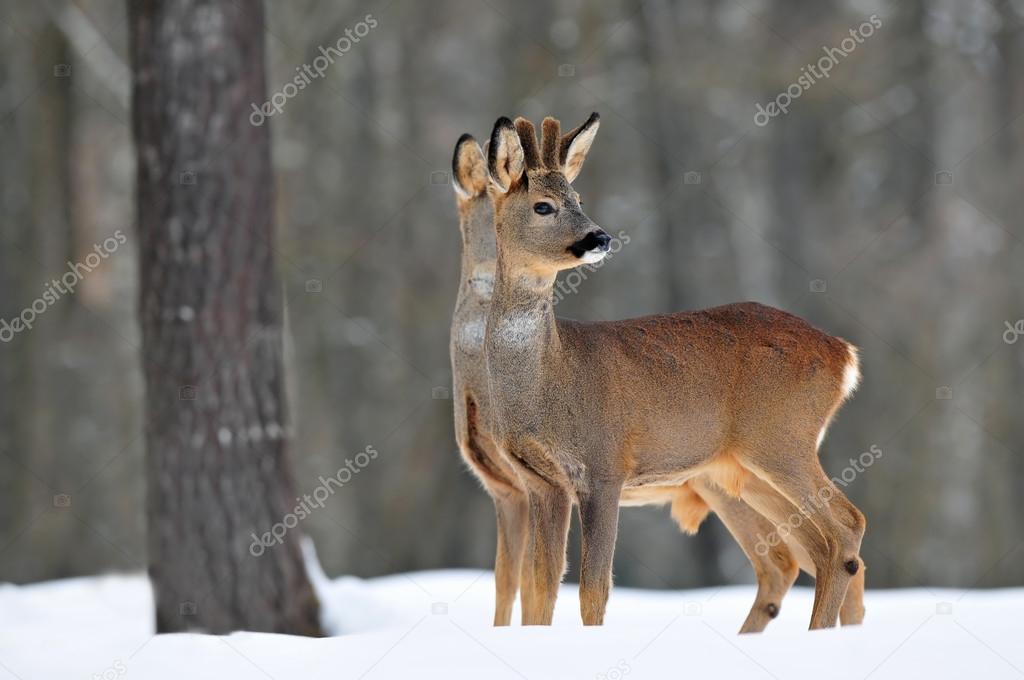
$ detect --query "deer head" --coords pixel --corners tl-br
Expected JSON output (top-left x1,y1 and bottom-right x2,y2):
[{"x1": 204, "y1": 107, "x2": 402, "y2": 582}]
[{"x1": 487, "y1": 113, "x2": 609, "y2": 277}]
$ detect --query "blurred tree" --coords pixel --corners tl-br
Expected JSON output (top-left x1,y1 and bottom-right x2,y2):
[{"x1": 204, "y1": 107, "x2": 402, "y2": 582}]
[{"x1": 129, "y1": 0, "x2": 321, "y2": 634}]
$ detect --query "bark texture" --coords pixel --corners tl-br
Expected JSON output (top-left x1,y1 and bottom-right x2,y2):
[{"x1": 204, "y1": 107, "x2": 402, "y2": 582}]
[{"x1": 129, "y1": 0, "x2": 322, "y2": 634}]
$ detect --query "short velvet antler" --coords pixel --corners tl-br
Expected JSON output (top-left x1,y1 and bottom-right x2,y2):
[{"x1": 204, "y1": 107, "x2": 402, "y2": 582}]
[
  {"x1": 513, "y1": 117, "x2": 542, "y2": 170},
  {"x1": 541, "y1": 117, "x2": 561, "y2": 170}
]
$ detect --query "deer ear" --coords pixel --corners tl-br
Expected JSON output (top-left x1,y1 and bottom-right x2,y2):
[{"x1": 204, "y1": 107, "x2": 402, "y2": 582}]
[
  {"x1": 452, "y1": 134, "x2": 488, "y2": 200},
  {"x1": 488, "y1": 117, "x2": 526, "y2": 194},
  {"x1": 560, "y1": 112, "x2": 600, "y2": 183}
]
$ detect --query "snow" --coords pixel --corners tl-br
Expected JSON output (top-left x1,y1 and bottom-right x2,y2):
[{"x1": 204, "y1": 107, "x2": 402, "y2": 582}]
[{"x1": 2, "y1": 561, "x2": 1022, "y2": 679}]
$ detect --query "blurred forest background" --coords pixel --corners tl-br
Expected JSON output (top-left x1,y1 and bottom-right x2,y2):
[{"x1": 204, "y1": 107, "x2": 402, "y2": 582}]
[{"x1": 1, "y1": 0, "x2": 1023, "y2": 592}]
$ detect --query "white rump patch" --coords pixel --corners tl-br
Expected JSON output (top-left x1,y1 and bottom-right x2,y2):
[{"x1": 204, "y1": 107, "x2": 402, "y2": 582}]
[
  {"x1": 817, "y1": 343, "x2": 862, "y2": 451},
  {"x1": 841, "y1": 343, "x2": 862, "y2": 398}
]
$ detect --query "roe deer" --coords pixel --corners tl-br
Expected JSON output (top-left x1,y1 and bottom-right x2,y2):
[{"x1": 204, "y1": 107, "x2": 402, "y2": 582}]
[
  {"x1": 452, "y1": 130, "x2": 864, "y2": 631},
  {"x1": 452, "y1": 134, "x2": 816, "y2": 632},
  {"x1": 451, "y1": 133, "x2": 530, "y2": 626},
  {"x1": 482, "y1": 113, "x2": 866, "y2": 629}
]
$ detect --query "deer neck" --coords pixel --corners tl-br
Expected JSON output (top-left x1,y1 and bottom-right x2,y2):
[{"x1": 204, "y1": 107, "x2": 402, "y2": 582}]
[
  {"x1": 490, "y1": 254, "x2": 559, "y2": 346},
  {"x1": 452, "y1": 256, "x2": 494, "y2": 355},
  {"x1": 452, "y1": 203, "x2": 496, "y2": 356},
  {"x1": 486, "y1": 254, "x2": 562, "y2": 420},
  {"x1": 458, "y1": 253, "x2": 496, "y2": 303}
]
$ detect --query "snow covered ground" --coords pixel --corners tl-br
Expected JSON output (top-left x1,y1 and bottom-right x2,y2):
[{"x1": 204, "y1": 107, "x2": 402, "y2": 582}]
[{"x1": 2, "y1": 562, "x2": 1022, "y2": 679}]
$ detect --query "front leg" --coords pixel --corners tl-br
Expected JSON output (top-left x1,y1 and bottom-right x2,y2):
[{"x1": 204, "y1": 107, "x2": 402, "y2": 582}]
[
  {"x1": 492, "y1": 489, "x2": 529, "y2": 626},
  {"x1": 577, "y1": 479, "x2": 623, "y2": 625},
  {"x1": 521, "y1": 483, "x2": 572, "y2": 625}
]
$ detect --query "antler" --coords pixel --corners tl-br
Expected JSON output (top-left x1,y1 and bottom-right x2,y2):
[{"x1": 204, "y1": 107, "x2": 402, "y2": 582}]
[
  {"x1": 541, "y1": 117, "x2": 561, "y2": 169},
  {"x1": 512, "y1": 113, "x2": 600, "y2": 177},
  {"x1": 513, "y1": 118, "x2": 542, "y2": 170},
  {"x1": 514, "y1": 116, "x2": 568, "y2": 171}
]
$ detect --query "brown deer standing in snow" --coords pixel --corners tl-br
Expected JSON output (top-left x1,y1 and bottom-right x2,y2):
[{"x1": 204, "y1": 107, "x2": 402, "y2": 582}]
[
  {"x1": 450, "y1": 133, "x2": 530, "y2": 627},
  {"x1": 452, "y1": 131, "x2": 865, "y2": 631},
  {"x1": 481, "y1": 113, "x2": 866, "y2": 629},
  {"x1": 452, "y1": 133, "x2": 816, "y2": 632}
]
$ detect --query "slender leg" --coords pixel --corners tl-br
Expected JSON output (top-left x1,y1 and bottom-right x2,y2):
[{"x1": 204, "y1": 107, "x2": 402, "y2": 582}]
[
  {"x1": 840, "y1": 559, "x2": 866, "y2": 625},
  {"x1": 691, "y1": 479, "x2": 799, "y2": 634},
  {"x1": 459, "y1": 427, "x2": 530, "y2": 627},
  {"x1": 519, "y1": 504, "x2": 536, "y2": 624},
  {"x1": 718, "y1": 485, "x2": 866, "y2": 629},
  {"x1": 577, "y1": 479, "x2": 623, "y2": 625},
  {"x1": 521, "y1": 484, "x2": 572, "y2": 625},
  {"x1": 741, "y1": 450, "x2": 866, "y2": 629},
  {"x1": 737, "y1": 476, "x2": 831, "y2": 622},
  {"x1": 492, "y1": 489, "x2": 529, "y2": 626}
]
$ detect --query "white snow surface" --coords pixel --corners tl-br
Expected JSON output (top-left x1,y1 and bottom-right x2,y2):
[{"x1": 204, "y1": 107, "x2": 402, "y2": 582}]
[{"x1": 2, "y1": 560, "x2": 1022, "y2": 679}]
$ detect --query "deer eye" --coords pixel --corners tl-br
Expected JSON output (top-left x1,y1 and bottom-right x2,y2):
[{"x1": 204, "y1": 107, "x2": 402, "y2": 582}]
[{"x1": 533, "y1": 202, "x2": 556, "y2": 216}]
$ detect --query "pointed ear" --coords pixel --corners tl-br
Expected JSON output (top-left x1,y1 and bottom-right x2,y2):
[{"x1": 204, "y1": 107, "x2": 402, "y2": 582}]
[
  {"x1": 560, "y1": 112, "x2": 600, "y2": 183},
  {"x1": 452, "y1": 134, "x2": 488, "y2": 200},
  {"x1": 488, "y1": 117, "x2": 526, "y2": 194}
]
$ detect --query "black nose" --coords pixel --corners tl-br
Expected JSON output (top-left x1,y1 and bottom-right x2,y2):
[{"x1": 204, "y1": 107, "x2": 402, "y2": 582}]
[{"x1": 568, "y1": 230, "x2": 612, "y2": 258}]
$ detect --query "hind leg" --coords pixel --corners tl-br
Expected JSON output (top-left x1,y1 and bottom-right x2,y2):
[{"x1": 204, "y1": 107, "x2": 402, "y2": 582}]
[
  {"x1": 716, "y1": 473, "x2": 868, "y2": 626},
  {"x1": 737, "y1": 486, "x2": 867, "y2": 629},
  {"x1": 777, "y1": 515, "x2": 867, "y2": 627},
  {"x1": 787, "y1": 527, "x2": 864, "y2": 626},
  {"x1": 740, "y1": 445, "x2": 866, "y2": 629},
  {"x1": 691, "y1": 479, "x2": 799, "y2": 634},
  {"x1": 840, "y1": 559, "x2": 866, "y2": 625}
]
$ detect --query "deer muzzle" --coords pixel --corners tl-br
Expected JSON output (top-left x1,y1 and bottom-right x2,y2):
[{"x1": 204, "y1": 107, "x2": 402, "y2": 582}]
[{"x1": 568, "y1": 230, "x2": 612, "y2": 262}]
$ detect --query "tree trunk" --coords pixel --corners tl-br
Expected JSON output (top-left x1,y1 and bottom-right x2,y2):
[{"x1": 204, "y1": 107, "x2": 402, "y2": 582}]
[{"x1": 129, "y1": 0, "x2": 322, "y2": 635}]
